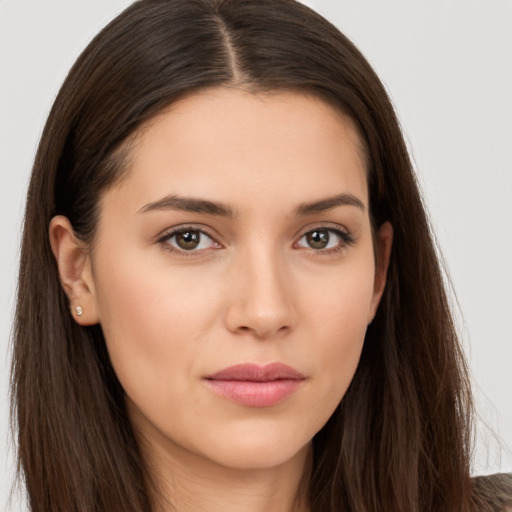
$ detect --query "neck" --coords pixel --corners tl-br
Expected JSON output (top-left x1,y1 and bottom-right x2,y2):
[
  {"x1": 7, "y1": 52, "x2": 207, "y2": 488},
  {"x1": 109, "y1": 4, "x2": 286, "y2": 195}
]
[{"x1": 143, "y1": 436, "x2": 312, "y2": 512}]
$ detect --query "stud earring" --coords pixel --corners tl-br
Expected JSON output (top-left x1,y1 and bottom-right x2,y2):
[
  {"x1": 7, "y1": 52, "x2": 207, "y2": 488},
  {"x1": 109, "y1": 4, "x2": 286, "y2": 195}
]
[{"x1": 75, "y1": 306, "x2": 84, "y2": 317}]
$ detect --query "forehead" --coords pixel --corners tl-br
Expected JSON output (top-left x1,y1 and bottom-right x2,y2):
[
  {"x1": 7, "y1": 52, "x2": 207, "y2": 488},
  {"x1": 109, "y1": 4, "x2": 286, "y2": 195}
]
[{"x1": 105, "y1": 88, "x2": 369, "y2": 215}]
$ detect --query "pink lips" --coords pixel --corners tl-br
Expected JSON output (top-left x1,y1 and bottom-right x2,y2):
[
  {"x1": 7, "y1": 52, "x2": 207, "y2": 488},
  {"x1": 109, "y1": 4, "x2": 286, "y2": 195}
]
[{"x1": 204, "y1": 363, "x2": 305, "y2": 407}]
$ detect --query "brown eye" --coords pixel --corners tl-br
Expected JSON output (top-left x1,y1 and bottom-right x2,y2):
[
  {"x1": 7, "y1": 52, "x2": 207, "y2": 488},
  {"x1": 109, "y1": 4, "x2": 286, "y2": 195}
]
[
  {"x1": 296, "y1": 227, "x2": 351, "y2": 252},
  {"x1": 306, "y1": 229, "x2": 330, "y2": 249},
  {"x1": 175, "y1": 230, "x2": 201, "y2": 250},
  {"x1": 163, "y1": 228, "x2": 219, "y2": 253}
]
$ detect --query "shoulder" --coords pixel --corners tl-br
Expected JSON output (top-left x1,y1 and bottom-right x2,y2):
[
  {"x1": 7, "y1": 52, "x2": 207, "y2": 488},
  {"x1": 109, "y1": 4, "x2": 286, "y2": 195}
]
[{"x1": 471, "y1": 473, "x2": 512, "y2": 512}]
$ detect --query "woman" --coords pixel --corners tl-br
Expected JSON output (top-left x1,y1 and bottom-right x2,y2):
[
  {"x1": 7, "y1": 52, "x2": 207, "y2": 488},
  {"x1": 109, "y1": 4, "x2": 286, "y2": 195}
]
[{"x1": 11, "y1": 0, "x2": 511, "y2": 511}]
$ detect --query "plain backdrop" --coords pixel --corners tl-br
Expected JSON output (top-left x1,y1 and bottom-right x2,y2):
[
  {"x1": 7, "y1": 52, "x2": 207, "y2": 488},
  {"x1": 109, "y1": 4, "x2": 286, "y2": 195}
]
[{"x1": 1, "y1": 0, "x2": 511, "y2": 510}]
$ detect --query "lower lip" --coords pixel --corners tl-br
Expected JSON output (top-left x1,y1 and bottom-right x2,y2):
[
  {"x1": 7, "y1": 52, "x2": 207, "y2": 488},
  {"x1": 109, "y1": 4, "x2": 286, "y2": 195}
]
[{"x1": 205, "y1": 379, "x2": 303, "y2": 407}]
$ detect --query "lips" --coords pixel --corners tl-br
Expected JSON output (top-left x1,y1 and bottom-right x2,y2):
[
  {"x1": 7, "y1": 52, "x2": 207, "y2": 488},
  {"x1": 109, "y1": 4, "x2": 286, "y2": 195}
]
[{"x1": 204, "y1": 362, "x2": 305, "y2": 407}]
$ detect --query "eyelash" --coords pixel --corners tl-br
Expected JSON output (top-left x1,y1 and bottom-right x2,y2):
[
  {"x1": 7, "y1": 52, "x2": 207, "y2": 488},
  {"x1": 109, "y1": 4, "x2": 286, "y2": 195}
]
[
  {"x1": 295, "y1": 223, "x2": 355, "y2": 255},
  {"x1": 157, "y1": 225, "x2": 220, "y2": 257},
  {"x1": 156, "y1": 223, "x2": 355, "y2": 257}
]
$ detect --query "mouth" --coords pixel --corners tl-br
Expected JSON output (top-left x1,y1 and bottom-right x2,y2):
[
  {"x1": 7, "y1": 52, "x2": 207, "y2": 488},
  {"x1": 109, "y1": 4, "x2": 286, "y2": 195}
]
[{"x1": 204, "y1": 362, "x2": 305, "y2": 408}]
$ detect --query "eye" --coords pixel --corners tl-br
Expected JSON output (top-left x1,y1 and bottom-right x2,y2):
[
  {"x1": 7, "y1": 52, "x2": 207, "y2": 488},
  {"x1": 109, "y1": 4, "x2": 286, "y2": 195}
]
[
  {"x1": 296, "y1": 227, "x2": 352, "y2": 251},
  {"x1": 160, "y1": 228, "x2": 220, "y2": 253}
]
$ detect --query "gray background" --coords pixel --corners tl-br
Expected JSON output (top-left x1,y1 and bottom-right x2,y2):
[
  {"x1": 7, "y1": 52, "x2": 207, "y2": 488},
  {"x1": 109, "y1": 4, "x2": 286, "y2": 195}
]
[{"x1": 1, "y1": 0, "x2": 511, "y2": 509}]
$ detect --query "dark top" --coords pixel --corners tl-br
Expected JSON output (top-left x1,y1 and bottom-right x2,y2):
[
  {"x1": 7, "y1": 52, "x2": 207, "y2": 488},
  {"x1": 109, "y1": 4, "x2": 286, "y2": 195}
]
[{"x1": 473, "y1": 473, "x2": 512, "y2": 511}]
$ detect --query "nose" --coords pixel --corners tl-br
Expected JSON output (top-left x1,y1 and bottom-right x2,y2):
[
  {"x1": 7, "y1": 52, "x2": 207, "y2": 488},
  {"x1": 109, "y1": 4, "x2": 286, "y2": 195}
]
[{"x1": 224, "y1": 246, "x2": 295, "y2": 339}]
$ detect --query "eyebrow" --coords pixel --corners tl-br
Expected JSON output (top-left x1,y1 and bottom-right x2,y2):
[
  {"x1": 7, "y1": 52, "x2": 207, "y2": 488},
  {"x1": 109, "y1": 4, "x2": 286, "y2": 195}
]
[
  {"x1": 138, "y1": 192, "x2": 365, "y2": 217},
  {"x1": 138, "y1": 195, "x2": 236, "y2": 217},
  {"x1": 296, "y1": 193, "x2": 366, "y2": 215}
]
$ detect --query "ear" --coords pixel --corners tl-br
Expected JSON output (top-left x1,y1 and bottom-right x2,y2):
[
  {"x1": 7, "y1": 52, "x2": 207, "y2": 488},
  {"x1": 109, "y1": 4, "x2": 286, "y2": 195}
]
[
  {"x1": 49, "y1": 216, "x2": 100, "y2": 326},
  {"x1": 368, "y1": 221, "x2": 393, "y2": 323}
]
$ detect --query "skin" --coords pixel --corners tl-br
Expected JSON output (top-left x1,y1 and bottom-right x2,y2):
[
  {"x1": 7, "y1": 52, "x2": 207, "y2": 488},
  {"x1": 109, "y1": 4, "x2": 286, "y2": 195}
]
[{"x1": 50, "y1": 88, "x2": 393, "y2": 512}]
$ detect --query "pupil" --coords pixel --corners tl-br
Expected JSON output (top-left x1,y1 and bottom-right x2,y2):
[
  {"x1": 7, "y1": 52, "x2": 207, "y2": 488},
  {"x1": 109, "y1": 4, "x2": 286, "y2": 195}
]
[
  {"x1": 177, "y1": 230, "x2": 200, "y2": 250},
  {"x1": 307, "y1": 230, "x2": 329, "y2": 249}
]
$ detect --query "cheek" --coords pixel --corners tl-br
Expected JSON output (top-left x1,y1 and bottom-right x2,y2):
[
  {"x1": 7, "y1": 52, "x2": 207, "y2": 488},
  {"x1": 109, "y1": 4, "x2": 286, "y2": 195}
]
[
  {"x1": 92, "y1": 254, "x2": 224, "y2": 402},
  {"x1": 304, "y1": 257, "x2": 375, "y2": 338},
  {"x1": 301, "y1": 260, "x2": 375, "y2": 413}
]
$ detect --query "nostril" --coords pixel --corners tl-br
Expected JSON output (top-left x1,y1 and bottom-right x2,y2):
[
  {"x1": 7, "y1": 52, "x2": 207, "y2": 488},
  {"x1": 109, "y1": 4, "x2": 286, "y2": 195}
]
[{"x1": 224, "y1": 280, "x2": 295, "y2": 338}]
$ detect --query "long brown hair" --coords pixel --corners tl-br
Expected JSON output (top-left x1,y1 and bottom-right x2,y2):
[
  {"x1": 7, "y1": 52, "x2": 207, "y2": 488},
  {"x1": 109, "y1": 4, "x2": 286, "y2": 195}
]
[{"x1": 11, "y1": 0, "x2": 503, "y2": 510}]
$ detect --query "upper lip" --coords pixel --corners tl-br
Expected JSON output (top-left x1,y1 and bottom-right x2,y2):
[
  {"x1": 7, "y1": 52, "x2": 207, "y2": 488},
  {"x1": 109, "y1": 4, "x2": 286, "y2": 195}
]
[{"x1": 206, "y1": 362, "x2": 305, "y2": 382}]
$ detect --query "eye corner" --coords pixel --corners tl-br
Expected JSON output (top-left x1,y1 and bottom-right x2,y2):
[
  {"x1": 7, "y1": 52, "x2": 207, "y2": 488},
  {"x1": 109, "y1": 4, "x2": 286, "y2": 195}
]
[
  {"x1": 156, "y1": 225, "x2": 223, "y2": 256},
  {"x1": 295, "y1": 224, "x2": 355, "y2": 254}
]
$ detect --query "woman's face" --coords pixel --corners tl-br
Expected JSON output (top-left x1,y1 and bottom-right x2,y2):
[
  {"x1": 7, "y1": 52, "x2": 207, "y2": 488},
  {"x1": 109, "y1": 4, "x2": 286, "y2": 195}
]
[{"x1": 79, "y1": 89, "x2": 391, "y2": 471}]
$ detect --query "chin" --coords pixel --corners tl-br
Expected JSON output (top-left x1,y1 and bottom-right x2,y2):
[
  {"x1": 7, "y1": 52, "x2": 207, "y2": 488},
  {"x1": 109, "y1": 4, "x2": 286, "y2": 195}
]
[
  {"x1": 207, "y1": 440, "x2": 311, "y2": 471},
  {"x1": 192, "y1": 423, "x2": 313, "y2": 471}
]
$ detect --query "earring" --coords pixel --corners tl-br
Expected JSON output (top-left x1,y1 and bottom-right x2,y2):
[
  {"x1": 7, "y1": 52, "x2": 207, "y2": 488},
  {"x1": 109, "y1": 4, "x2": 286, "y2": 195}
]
[{"x1": 75, "y1": 306, "x2": 84, "y2": 317}]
